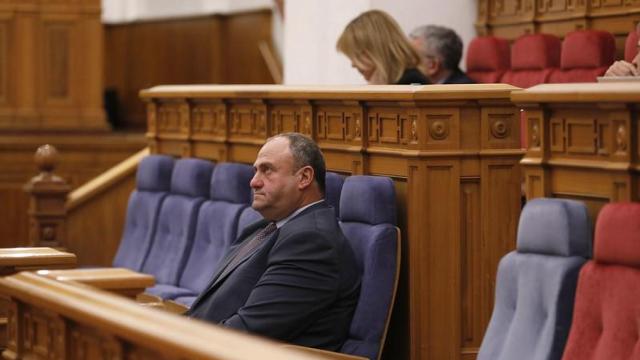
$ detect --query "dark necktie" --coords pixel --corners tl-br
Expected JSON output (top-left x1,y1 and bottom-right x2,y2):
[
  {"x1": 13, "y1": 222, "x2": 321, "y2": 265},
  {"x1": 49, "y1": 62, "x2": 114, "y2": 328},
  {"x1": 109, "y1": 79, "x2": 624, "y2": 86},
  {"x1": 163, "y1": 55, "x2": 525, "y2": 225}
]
[{"x1": 218, "y1": 222, "x2": 277, "y2": 279}]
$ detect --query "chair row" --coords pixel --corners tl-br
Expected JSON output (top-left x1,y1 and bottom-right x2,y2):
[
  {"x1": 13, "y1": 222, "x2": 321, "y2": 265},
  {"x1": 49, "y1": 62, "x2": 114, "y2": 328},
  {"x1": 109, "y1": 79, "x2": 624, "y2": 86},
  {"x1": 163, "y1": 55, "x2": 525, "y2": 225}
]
[
  {"x1": 466, "y1": 30, "x2": 616, "y2": 87},
  {"x1": 478, "y1": 198, "x2": 640, "y2": 359},
  {"x1": 112, "y1": 155, "x2": 401, "y2": 360}
]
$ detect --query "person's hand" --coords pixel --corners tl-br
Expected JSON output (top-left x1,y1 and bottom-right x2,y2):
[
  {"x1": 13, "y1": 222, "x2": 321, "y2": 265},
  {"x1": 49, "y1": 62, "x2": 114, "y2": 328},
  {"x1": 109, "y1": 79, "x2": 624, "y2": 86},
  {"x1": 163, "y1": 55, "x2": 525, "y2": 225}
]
[{"x1": 605, "y1": 60, "x2": 639, "y2": 77}]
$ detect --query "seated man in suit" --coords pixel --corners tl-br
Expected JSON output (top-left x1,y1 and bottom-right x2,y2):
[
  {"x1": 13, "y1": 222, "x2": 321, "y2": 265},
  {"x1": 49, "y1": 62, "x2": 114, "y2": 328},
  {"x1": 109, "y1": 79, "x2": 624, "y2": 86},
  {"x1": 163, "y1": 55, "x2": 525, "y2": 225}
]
[
  {"x1": 187, "y1": 132, "x2": 361, "y2": 351},
  {"x1": 605, "y1": 23, "x2": 640, "y2": 77},
  {"x1": 409, "y1": 25, "x2": 476, "y2": 84}
]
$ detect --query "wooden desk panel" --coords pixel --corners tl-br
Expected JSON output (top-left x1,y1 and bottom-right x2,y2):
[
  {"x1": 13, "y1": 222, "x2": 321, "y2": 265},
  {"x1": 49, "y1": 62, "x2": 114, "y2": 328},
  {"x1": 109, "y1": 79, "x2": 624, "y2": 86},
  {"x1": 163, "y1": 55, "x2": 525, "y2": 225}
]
[
  {"x1": 140, "y1": 84, "x2": 524, "y2": 360},
  {"x1": 514, "y1": 82, "x2": 640, "y2": 221}
]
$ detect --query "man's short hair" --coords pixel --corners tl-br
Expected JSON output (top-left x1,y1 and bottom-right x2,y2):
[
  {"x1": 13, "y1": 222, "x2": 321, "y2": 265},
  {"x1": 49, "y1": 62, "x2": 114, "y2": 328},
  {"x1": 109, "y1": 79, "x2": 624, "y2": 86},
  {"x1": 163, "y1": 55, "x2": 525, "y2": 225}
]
[
  {"x1": 270, "y1": 132, "x2": 326, "y2": 194},
  {"x1": 410, "y1": 25, "x2": 463, "y2": 71}
]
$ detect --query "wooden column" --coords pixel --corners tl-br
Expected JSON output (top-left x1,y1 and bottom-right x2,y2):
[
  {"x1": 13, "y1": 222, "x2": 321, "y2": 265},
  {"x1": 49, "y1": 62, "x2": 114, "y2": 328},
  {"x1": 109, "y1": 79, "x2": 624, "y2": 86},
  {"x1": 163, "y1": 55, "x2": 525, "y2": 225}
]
[
  {"x1": 0, "y1": 0, "x2": 108, "y2": 131},
  {"x1": 24, "y1": 145, "x2": 70, "y2": 248}
]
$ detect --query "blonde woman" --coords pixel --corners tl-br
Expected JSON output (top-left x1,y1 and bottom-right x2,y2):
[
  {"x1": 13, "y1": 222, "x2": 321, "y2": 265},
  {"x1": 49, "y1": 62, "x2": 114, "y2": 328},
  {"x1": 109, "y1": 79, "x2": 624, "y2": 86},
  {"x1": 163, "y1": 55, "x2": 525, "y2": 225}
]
[{"x1": 337, "y1": 10, "x2": 429, "y2": 85}]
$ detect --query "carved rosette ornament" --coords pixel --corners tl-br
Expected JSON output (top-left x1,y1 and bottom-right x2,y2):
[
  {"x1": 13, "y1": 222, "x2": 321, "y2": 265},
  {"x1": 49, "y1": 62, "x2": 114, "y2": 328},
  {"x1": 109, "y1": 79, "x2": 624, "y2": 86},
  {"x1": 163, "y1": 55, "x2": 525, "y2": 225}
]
[
  {"x1": 491, "y1": 119, "x2": 509, "y2": 139},
  {"x1": 615, "y1": 124, "x2": 627, "y2": 153},
  {"x1": 530, "y1": 122, "x2": 540, "y2": 147},
  {"x1": 429, "y1": 120, "x2": 449, "y2": 140}
]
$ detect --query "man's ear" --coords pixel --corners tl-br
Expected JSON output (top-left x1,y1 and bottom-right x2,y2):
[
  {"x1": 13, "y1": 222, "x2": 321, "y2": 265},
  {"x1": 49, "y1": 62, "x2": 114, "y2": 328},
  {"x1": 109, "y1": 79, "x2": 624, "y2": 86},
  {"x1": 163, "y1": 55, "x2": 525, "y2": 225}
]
[{"x1": 298, "y1": 166, "x2": 315, "y2": 190}]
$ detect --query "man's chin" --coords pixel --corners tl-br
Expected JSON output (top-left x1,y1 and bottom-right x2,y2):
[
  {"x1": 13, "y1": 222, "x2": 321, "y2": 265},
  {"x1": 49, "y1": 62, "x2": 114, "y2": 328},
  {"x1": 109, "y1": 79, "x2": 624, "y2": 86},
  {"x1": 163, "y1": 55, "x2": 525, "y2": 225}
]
[{"x1": 251, "y1": 201, "x2": 265, "y2": 211}]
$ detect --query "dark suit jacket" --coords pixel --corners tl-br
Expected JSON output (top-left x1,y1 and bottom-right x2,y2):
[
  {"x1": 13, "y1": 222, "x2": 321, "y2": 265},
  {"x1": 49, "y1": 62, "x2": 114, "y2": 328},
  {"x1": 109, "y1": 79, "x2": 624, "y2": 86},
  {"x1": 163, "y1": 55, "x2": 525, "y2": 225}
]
[
  {"x1": 396, "y1": 68, "x2": 430, "y2": 84},
  {"x1": 187, "y1": 202, "x2": 361, "y2": 351},
  {"x1": 443, "y1": 68, "x2": 476, "y2": 84}
]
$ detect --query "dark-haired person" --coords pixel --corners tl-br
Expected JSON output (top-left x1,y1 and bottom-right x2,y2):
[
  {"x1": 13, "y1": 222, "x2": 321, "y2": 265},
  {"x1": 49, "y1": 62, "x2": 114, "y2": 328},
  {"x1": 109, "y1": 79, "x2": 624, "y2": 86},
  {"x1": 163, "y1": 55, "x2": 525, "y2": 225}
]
[
  {"x1": 409, "y1": 25, "x2": 475, "y2": 84},
  {"x1": 188, "y1": 133, "x2": 360, "y2": 352}
]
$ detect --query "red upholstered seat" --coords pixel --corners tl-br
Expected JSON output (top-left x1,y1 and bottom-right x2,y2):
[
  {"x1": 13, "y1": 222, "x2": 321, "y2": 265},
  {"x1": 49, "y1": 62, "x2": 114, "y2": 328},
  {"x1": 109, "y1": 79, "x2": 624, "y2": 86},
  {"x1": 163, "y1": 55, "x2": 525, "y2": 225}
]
[
  {"x1": 466, "y1": 36, "x2": 510, "y2": 83},
  {"x1": 502, "y1": 34, "x2": 561, "y2": 88},
  {"x1": 562, "y1": 203, "x2": 640, "y2": 360},
  {"x1": 625, "y1": 29, "x2": 639, "y2": 63},
  {"x1": 549, "y1": 30, "x2": 615, "y2": 83}
]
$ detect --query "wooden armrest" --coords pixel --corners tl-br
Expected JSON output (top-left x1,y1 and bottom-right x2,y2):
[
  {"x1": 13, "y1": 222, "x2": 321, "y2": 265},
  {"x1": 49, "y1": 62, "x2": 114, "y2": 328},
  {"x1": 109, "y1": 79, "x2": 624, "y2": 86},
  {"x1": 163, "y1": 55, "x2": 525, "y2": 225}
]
[
  {"x1": 164, "y1": 299, "x2": 189, "y2": 315},
  {"x1": 136, "y1": 292, "x2": 164, "y2": 304},
  {"x1": 0, "y1": 247, "x2": 76, "y2": 275},
  {"x1": 36, "y1": 267, "x2": 154, "y2": 298},
  {"x1": 282, "y1": 345, "x2": 367, "y2": 360}
]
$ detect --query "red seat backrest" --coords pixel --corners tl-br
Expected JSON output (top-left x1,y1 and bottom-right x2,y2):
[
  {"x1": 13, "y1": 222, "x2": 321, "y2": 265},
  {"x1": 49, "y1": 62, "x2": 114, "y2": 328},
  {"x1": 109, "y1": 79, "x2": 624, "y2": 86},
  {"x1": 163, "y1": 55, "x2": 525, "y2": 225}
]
[
  {"x1": 549, "y1": 30, "x2": 615, "y2": 83},
  {"x1": 501, "y1": 33, "x2": 561, "y2": 88},
  {"x1": 562, "y1": 203, "x2": 640, "y2": 359},
  {"x1": 466, "y1": 36, "x2": 510, "y2": 83},
  {"x1": 624, "y1": 29, "x2": 639, "y2": 63}
]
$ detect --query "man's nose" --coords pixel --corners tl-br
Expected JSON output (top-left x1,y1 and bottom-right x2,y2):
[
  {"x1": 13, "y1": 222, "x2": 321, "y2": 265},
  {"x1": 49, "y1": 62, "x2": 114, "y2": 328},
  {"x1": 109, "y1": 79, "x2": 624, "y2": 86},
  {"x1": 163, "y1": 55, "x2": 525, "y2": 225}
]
[{"x1": 250, "y1": 174, "x2": 261, "y2": 188}]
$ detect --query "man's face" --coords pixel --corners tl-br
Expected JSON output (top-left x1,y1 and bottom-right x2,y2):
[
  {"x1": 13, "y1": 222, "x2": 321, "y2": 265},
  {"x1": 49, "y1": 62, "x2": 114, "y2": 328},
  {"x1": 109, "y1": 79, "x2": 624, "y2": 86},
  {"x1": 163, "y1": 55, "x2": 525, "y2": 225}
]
[
  {"x1": 250, "y1": 137, "x2": 303, "y2": 221},
  {"x1": 410, "y1": 37, "x2": 436, "y2": 77}
]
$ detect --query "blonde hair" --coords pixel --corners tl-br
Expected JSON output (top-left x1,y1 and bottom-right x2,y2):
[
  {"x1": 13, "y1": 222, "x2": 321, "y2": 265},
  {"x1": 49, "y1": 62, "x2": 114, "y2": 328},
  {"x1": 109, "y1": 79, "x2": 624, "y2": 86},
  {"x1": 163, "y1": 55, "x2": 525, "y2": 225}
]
[{"x1": 336, "y1": 10, "x2": 420, "y2": 84}]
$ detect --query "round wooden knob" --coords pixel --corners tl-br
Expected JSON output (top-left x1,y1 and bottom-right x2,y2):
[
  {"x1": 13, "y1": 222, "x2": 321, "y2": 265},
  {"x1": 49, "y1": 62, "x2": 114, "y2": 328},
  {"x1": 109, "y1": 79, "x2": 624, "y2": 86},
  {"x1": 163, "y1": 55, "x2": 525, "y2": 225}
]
[{"x1": 34, "y1": 144, "x2": 59, "y2": 173}]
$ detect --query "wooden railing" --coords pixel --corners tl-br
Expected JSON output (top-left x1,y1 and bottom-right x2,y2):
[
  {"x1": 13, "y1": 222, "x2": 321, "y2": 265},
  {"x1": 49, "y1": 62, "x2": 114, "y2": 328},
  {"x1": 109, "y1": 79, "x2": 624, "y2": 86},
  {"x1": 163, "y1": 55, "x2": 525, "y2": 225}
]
[
  {"x1": 0, "y1": 271, "x2": 326, "y2": 360},
  {"x1": 65, "y1": 148, "x2": 148, "y2": 266},
  {"x1": 476, "y1": 0, "x2": 640, "y2": 49},
  {"x1": 138, "y1": 84, "x2": 524, "y2": 360},
  {"x1": 25, "y1": 147, "x2": 148, "y2": 266}
]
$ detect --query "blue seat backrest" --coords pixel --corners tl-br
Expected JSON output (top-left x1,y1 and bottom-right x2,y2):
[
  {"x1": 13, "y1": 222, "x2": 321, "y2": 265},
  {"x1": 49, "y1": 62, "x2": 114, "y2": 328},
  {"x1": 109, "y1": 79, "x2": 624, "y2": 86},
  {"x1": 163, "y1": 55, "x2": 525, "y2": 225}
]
[
  {"x1": 140, "y1": 158, "x2": 214, "y2": 285},
  {"x1": 112, "y1": 155, "x2": 174, "y2": 271},
  {"x1": 325, "y1": 171, "x2": 345, "y2": 217},
  {"x1": 338, "y1": 175, "x2": 399, "y2": 360},
  {"x1": 477, "y1": 198, "x2": 592, "y2": 360},
  {"x1": 178, "y1": 163, "x2": 254, "y2": 293}
]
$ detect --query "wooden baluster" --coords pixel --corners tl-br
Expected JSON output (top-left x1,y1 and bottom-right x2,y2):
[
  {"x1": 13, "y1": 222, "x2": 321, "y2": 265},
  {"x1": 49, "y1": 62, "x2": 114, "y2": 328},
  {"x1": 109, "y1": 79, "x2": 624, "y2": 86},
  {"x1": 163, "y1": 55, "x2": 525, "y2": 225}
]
[{"x1": 23, "y1": 145, "x2": 70, "y2": 248}]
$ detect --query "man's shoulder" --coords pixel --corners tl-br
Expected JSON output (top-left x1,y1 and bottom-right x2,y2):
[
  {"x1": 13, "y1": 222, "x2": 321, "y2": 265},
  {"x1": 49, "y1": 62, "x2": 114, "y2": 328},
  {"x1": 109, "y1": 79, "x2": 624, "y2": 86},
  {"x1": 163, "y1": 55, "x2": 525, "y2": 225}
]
[
  {"x1": 445, "y1": 69, "x2": 476, "y2": 84},
  {"x1": 281, "y1": 203, "x2": 339, "y2": 234}
]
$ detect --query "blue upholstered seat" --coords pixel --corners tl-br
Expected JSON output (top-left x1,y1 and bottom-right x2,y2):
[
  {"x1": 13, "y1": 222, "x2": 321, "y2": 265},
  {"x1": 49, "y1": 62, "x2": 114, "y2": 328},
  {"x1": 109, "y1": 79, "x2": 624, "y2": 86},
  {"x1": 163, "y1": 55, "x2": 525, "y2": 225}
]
[
  {"x1": 147, "y1": 163, "x2": 253, "y2": 300},
  {"x1": 112, "y1": 155, "x2": 174, "y2": 271},
  {"x1": 325, "y1": 171, "x2": 345, "y2": 217},
  {"x1": 338, "y1": 175, "x2": 399, "y2": 360},
  {"x1": 477, "y1": 198, "x2": 592, "y2": 360},
  {"x1": 140, "y1": 158, "x2": 214, "y2": 286}
]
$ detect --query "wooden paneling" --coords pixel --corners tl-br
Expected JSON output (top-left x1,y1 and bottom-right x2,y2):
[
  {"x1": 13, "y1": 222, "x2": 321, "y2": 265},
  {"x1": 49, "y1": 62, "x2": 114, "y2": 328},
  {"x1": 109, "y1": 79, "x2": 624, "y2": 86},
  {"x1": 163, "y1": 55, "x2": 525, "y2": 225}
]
[
  {"x1": 0, "y1": 0, "x2": 107, "y2": 131},
  {"x1": 138, "y1": 84, "x2": 524, "y2": 360},
  {"x1": 0, "y1": 133, "x2": 146, "y2": 248},
  {"x1": 514, "y1": 82, "x2": 640, "y2": 221},
  {"x1": 104, "y1": 10, "x2": 274, "y2": 130},
  {"x1": 477, "y1": 0, "x2": 640, "y2": 56}
]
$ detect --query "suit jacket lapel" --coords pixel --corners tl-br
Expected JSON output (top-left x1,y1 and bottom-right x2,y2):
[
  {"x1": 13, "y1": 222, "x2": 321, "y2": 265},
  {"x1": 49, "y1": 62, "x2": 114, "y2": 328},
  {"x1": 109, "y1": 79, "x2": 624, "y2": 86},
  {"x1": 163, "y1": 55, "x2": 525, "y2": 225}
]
[
  {"x1": 189, "y1": 202, "x2": 329, "y2": 312},
  {"x1": 211, "y1": 228, "x2": 279, "y2": 289},
  {"x1": 189, "y1": 219, "x2": 268, "y2": 311}
]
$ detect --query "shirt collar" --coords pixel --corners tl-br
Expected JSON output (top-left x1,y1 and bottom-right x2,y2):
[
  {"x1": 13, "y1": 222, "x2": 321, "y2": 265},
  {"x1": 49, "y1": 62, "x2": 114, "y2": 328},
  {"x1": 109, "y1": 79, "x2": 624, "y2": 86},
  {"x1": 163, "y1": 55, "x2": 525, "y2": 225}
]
[{"x1": 275, "y1": 199, "x2": 325, "y2": 228}]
